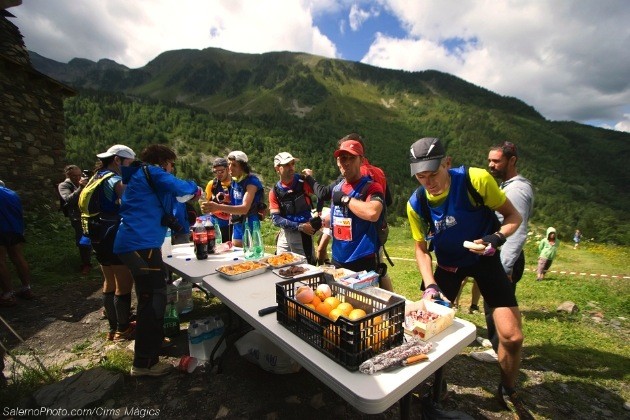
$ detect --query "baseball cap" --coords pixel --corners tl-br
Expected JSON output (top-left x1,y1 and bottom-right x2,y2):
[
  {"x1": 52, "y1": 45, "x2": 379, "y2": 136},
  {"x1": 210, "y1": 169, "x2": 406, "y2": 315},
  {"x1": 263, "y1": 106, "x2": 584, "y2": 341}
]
[
  {"x1": 334, "y1": 140, "x2": 364, "y2": 158},
  {"x1": 227, "y1": 150, "x2": 248, "y2": 163},
  {"x1": 409, "y1": 137, "x2": 446, "y2": 175},
  {"x1": 96, "y1": 144, "x2": 136, "y2": 160},
  {"x1": 213, "y1": 157, "x2": 228, "y2": 167},
  {"x1": 274, "y1": 152, "x2": 299, "y2": 166}
]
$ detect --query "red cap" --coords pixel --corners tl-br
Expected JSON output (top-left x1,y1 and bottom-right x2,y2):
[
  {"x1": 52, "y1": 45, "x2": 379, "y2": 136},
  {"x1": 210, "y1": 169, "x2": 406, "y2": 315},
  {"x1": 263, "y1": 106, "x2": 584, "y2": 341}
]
[{"x1": 334, "y1": 140, "x2": 364, "y2": 158}]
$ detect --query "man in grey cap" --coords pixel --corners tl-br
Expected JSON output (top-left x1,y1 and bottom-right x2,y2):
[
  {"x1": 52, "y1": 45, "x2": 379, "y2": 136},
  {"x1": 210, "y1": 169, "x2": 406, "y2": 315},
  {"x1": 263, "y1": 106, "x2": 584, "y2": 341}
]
[
  {"x1": 406, "y1": 137, "x2": 533, "y2": 419},
  {"x1": 204, "y1": 157, "x2": 233, "y2": 241},
  {"x1": 269, "y1": 152, "x2": 316, "y2": 263}
]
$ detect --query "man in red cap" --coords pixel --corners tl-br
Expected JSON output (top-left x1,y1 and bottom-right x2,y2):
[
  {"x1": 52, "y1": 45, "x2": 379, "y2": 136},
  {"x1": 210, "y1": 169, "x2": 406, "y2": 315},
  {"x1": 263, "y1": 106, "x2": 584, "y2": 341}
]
[{"x1": 322, "y1": 140, "x2": 385, "y2": 273}]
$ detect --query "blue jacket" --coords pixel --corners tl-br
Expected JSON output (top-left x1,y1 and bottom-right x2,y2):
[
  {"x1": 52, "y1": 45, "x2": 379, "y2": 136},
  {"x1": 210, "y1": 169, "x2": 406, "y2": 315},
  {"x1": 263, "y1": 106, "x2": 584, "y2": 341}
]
[
  {"x1": 0, "y1": 187, "x2": 24, "y2": 235},
  {"x1": 114, "y1": 164, "x2": 198, "y2": 254}
]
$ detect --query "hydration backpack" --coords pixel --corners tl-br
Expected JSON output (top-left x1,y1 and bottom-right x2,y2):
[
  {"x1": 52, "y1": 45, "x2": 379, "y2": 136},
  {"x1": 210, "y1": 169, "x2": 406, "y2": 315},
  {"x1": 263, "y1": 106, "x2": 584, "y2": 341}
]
[
  {"x1": 78, "y1": 172, "x2": 115, "y2": 241},
  {"x1": 414, "y1": 166, "x2": 501, "y2": 250}
]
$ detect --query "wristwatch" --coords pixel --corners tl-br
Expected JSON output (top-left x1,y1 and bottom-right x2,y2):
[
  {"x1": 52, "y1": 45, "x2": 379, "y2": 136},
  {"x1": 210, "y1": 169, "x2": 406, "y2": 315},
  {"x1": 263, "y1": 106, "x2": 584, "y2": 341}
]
[{"x1": 341, "y1": 195, "x2": 351, "y2": 206}]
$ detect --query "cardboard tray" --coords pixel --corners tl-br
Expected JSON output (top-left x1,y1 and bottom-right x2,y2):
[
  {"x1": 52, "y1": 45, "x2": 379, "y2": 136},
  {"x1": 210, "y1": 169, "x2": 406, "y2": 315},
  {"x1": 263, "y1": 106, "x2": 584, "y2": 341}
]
[
  {"x1": 275, "y1": 273, "x2": 405, "y2": 371},
  {"x1": 404, "y1": 299, "x2": 455, "y2": 340}
]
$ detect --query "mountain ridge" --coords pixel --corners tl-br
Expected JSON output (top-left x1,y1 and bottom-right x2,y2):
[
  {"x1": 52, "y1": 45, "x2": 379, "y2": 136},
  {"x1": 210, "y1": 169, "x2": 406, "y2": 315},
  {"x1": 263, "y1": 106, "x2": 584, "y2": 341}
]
[{"x1": 28, "y1": 48, "x2": 630, "y2": 244}]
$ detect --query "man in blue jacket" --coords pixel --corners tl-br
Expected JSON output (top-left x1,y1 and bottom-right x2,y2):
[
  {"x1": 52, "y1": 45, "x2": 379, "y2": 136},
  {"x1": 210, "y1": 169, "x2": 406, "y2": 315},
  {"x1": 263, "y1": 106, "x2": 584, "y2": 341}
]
[
  {"x1": 0, "y1": 181, "x2": 33, "y2": 307},
  {"x1": 114, "y1": 145, "x2": 200, "y2": 377}
]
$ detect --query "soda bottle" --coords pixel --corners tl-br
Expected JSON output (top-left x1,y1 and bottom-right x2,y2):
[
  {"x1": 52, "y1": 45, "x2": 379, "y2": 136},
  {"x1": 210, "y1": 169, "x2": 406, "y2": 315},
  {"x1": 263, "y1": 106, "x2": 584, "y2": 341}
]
[
  {"x1": 252, "y1": 219, "x2": 264, "y2": 259},
  {"x1": 204, "y1": 217, "x2": 216, "y2": 254},
  {"x1": 243, "y1": 217, "x2": 255, "y2": 260},
  {"x1": 163, "y1": 302, "x2": 180, "y2": 338},
  {"x1": 192, "y1": 217, "x2": 208, "y2": 260}
]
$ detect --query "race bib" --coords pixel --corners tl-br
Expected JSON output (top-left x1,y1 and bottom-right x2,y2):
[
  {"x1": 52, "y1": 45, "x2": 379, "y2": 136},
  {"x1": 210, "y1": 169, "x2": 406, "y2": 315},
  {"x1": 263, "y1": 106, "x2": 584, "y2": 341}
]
[{"x1": 333, "y1": 217, "x2": 352, "y2": 241}]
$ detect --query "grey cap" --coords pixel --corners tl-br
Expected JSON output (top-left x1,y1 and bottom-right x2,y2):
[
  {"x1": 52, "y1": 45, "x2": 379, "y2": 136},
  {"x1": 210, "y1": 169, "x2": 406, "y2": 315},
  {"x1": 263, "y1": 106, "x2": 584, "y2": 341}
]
[
  {"x1": 213, "y1": 157, "x2": 228, "y2": 167},
  {"x1": 409, "y1": 137, "x2": 445, "y2": 175}
]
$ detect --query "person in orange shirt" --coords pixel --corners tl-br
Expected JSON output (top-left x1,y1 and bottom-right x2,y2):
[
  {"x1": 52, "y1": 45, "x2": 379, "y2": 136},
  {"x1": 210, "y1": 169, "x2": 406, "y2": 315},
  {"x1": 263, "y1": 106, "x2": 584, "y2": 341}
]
[{"x1": 204, "y1": 158, "x2": 233, "y2": 241}]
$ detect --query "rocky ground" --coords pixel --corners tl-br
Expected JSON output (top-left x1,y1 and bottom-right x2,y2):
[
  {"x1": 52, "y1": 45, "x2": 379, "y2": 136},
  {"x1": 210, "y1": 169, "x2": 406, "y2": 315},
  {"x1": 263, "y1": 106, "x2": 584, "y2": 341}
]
[{"x1": 1, "y1": 278, "x2": 627, "y2": 419}]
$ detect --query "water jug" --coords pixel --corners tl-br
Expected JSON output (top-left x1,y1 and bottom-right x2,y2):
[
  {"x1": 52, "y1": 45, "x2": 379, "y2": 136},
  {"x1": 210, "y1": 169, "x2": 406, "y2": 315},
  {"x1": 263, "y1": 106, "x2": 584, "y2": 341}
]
[
  {"x1": 202, "y1": 317, "x2": 226, "y2": 361},
  {"x1": 188, "y1": 322, "x2": 206, "y2": 361},
  {"x1": 173, "y1": 278, "x2": 193, "y2": 315}
]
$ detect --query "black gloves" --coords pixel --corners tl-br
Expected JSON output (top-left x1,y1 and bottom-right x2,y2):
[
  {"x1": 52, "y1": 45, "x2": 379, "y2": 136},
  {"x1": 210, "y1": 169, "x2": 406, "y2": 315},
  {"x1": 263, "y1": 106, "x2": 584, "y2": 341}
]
[
  {"x1": 422, "y1": 283, "x2": 442, "y2": 300},
  {"x1": 481, "y1": 232, "x2": 507, "y2": 249},
  {"x1": 332, "y1": 190, "x2": 350, "y2": 206},
  {"x1": 309, "y1": 216, "x2": 322, "y2": 231}
]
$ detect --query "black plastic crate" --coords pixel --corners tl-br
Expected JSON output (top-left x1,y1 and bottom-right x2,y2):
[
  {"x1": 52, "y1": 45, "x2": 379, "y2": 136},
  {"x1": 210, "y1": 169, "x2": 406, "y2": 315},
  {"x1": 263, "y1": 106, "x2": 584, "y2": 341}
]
[{"x1": 275, "y1": 273, "x2": 404, "y2": 371}]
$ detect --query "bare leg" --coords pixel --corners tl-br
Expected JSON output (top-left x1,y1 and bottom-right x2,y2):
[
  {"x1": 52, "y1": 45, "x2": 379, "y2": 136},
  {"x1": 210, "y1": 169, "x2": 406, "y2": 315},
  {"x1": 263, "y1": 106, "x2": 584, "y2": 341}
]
[
  {"x1": 0, "y1": 246, "x2": 13, "y2": 295},
  {"x1": 471, "y1": 281, "x2": 481, "y2": 307},
  {"x1": 6, "y1": 243, "x2": 31, "y2": 287},
  {"x1": 492, "y1": 306, "x2": 524, "y2": 389}
]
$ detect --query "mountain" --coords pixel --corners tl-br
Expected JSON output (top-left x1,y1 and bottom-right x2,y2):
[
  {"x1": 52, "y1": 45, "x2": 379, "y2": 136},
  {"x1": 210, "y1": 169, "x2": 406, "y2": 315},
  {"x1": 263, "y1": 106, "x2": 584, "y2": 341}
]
[{"x1": 29, "y1": 48, "x2": 630, "y2": 244}]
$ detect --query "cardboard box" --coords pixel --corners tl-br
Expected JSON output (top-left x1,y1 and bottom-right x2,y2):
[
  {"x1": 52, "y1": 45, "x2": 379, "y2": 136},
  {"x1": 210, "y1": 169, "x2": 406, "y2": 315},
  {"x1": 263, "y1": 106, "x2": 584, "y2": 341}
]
[{"x1": 404, "y1": 299, "x2": 455, "y2": 340}]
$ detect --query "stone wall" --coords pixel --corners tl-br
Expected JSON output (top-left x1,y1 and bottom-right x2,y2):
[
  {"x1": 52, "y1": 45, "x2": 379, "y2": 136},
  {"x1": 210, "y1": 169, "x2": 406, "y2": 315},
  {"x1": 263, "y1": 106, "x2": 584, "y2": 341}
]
[{"x1": 0, "y1": 13, "x2": 74, "y2": 211}]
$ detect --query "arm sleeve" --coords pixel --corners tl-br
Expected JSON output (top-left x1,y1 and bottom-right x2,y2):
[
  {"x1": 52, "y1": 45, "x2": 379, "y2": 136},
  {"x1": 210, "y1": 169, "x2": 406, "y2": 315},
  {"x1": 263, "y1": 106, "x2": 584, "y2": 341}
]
[
  {"x1": 304, "y1": 175, "x2": 334, "y2": 204},
  {"x1": 271, "y1": 213, "x2": 300, "y2": 230}
]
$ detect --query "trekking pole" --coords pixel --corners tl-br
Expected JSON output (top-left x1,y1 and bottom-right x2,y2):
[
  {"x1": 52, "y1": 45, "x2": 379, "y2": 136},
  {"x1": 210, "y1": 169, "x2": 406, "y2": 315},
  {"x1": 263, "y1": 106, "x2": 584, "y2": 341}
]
[{"x1": 0, "y1": 314, "x2": 55, "y2": 382}]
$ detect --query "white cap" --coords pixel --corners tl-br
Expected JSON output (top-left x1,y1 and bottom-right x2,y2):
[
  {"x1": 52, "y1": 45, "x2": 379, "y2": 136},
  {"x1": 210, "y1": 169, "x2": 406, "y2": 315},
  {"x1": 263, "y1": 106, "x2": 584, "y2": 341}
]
[
  {"x1": 96, "y1": 144, "x2": 136, "y2": 160},
  {"x1": 274, "y1": 152, "x2": 298, "y2": 166},
  {"x1": 227, "y1": 150, "x2": 248, "y2": 163}
]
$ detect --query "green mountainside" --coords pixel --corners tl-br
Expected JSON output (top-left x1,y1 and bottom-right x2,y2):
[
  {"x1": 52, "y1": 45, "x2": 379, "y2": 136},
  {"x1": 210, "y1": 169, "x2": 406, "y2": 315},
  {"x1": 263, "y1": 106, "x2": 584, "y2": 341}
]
[{"x1": 30, "y1": 48, "x2": 630, "y2": 244}]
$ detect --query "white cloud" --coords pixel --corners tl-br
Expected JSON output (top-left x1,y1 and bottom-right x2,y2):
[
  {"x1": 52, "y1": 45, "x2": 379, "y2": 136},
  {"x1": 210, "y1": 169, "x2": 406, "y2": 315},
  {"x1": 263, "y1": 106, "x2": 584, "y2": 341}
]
[
  {"x1": 13, "y1": 0, "x2": 338, "y2": 68},
  {"x1": 366, "y1": 0, "x2": 630, "y2": 127},
  {"x1": 614, "y1": 115, "x2": 630, "y2": 132},
  {"x1": 348, "y1": 4, "x2": 380, "y2": 31}
]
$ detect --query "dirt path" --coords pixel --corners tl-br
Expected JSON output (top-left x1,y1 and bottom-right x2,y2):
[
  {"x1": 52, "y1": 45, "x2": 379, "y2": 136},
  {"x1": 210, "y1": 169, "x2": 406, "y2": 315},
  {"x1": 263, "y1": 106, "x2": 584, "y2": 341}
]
[{"x1": 1, "y1": 280, "x2": 624, "y2": 419}]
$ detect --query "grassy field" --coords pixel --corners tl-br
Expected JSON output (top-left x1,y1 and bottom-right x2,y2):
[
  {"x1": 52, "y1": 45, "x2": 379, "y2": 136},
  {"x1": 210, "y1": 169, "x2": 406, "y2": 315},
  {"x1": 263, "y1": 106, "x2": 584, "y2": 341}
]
[{"x1": 6, "y1": 211, "x2": 630, "y2": 413}]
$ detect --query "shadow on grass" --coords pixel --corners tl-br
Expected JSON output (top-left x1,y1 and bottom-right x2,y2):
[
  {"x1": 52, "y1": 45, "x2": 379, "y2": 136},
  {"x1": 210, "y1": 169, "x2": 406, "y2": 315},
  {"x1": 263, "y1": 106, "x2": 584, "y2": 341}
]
[{"x1": 440, "y1": 353, "x2": 626, "y2": 420}]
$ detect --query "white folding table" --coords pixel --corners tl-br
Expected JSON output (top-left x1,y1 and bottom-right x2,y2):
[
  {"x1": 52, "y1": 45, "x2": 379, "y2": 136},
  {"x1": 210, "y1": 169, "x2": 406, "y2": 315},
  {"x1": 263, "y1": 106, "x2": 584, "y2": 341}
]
[
  {"x1": 201, "y1": 271, "x2": 476, "y2": 416},
  {"x1": 162, "y1": 243, "x2": 248, "y2": 284}
]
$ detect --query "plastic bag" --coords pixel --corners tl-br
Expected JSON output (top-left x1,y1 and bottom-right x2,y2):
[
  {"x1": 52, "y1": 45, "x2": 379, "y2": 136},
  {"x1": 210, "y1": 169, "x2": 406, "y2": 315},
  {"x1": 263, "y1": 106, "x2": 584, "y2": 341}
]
[{"x1": 234, "y1": 330, "x2": 301, "y2": 374}]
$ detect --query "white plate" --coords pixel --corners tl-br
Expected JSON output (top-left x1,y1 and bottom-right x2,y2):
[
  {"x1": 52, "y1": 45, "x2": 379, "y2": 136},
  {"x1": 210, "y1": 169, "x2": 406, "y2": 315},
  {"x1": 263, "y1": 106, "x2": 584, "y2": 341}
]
[{"x1": 272, "y1": 263, "x2": 322, "y2": 279}]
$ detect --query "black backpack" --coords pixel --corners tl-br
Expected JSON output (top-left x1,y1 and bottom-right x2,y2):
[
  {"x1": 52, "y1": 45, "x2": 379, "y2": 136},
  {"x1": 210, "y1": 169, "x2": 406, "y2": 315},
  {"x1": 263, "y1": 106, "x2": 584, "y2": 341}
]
[{"x1": 273, "y1": 176, "x2": 312, "y2": 217}]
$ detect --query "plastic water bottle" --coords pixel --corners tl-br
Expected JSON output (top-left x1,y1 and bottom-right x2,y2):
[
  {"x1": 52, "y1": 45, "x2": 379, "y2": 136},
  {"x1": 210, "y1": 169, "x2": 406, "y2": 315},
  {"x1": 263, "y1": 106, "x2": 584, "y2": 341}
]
[
  {"x1": 214, "y1": 220, "x2": 222, "y2": 246},
  {"x1": 173, "y1": 278, "x2": 193, "y2": 314},
  {"x1": 243, "y1": 217, "x2": 255, "y2": 260},
  {"x1": 202, "y1": 316, "x2": 226, "y2": 360},
  {"x1": 204, "y1": 217, "x2": 216, "y2": 254},
  {"x1": 252, "y1": 220, "x2": 264, "y2": 259},
  {"x1": 192, "y1": 217, "x2": 208, "y2": 260},
  {"x1": 163, "y1": 302, "x2": 180, "y2": 338},
  {"x1": 163, "y1": 228, "x2": 173, "y2": 255},
  {"x1": 188, "y1": 322, "x2": 206, "y2": 361}
]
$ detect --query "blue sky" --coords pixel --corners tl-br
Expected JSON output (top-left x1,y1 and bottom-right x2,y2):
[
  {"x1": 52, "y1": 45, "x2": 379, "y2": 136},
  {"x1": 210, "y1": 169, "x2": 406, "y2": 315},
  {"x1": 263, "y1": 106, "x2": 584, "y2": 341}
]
[{"x1": 9, "y1": 0, "x2": 630, "y2": 132}]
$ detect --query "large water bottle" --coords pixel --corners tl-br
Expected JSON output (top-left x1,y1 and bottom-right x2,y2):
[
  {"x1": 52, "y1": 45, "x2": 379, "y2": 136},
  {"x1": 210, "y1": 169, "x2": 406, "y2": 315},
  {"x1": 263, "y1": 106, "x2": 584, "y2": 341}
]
[
  {"x1": 173, "y1": 277, "x2": 193, "y2": 315},
  {"x1": 243, "y1": 217, "x2": 255, "y2": 260},
  {"x1": 188, "y1": 322, "x2": 206, "y2": 361},
  {"x1": 163, "y1": 228, "x2": 172, "y2": 255},
  {"x1": 252, "y1": 219, "x2": 264, "y2": 259},
  {"x1": 202, "y1": 316, "x2": 226, "y2": 360}
]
